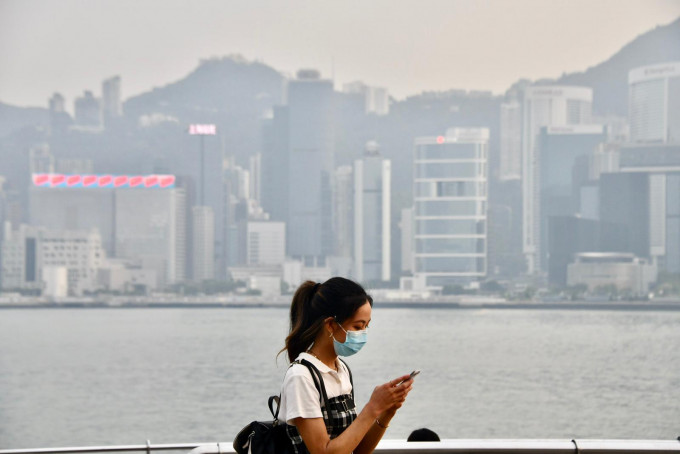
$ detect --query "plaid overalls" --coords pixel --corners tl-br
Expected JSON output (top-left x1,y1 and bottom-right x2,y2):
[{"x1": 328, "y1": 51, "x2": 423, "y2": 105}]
[{"x1": 285, "y1": 360, "x2": 356, "y2": 454}]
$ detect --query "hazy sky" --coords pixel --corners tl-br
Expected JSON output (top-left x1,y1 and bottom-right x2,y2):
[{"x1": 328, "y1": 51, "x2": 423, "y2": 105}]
[{"x1": 1, "y1": 0, "x2": 679, "y2": 110}]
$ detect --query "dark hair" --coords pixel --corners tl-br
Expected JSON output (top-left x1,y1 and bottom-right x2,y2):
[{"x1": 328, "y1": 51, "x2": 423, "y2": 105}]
[
  {"x1": 281, "y1": 277, "x2": 373, "y2": 363},
  {"x1": 407, "y1": 428, "x2": 440, "y2": 442}
]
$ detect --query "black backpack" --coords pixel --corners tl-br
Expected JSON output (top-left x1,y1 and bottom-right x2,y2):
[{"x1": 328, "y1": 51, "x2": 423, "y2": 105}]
[{"x1": 233, "y1": 359, "x2": 353, "y2": 454}]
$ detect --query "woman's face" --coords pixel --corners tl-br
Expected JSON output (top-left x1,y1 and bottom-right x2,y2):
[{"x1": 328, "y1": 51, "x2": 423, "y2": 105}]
[{"x1": 333, "y1": 300, "x2": 372, "y2": 343}]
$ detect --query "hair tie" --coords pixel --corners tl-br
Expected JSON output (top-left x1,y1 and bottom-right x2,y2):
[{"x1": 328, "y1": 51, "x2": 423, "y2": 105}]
[{"x1": 312, "y1": 283, "x2": 321, "y2": 293}]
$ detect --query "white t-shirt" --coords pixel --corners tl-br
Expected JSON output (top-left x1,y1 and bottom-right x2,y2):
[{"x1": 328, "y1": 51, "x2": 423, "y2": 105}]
[{"x1": 278, "y1": 352, "x2": 353, "y2": 425}]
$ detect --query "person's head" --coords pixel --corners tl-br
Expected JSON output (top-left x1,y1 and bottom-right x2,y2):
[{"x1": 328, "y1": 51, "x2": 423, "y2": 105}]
[
  {"x1": 407, "y1": 428, "x2": 440, "y2": 442},
  {"x1": 282, "y1": 277, "x2": 373, "y2": 363}
]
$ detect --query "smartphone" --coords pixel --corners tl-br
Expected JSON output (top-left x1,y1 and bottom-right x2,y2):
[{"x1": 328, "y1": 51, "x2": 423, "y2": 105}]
[{"x1": 396, "y1": 370, "x2": 420, "y2": 386}]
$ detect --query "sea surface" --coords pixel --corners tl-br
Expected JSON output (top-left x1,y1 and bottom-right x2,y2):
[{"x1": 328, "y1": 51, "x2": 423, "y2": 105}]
[{"x1": 1, "y1": 307, "x2": 679, "y2": 448}]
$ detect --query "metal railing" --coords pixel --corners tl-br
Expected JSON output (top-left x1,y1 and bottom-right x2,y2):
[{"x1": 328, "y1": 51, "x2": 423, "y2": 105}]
[{"x1": 2, "y1": 439, "x2": 679, "y2": 454}]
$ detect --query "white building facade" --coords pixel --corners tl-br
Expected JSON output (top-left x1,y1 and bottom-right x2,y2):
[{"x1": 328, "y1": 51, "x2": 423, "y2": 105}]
[
  {"x1": 567, "y1": 252, "x2": 657, "y2": 296},
  {"x1": 354, "y1": 144, "x2": 391, "y2": 283},
  {"x1": 192, "y1": 205, "x2": 215, "y2": 281},
  {"x1": 413, "y1": 128, "x2": 489, "y2": 289},
  {"x1": 246, "y1": 221, "x2": 286, "y2": 266},
  {"x1": 500, "y1": 100, "x2": 522, "y2": 181},
  {"x1": 629, "y1": 61, "x2": 680, "y2": 144},
  {"x1": 0, "y1": 224, "x2": 105, "y2": 296}
]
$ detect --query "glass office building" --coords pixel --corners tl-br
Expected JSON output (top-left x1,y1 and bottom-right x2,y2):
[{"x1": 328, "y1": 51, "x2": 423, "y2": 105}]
[{"x1": 522, "y1": 85, "x2": 593, "y2": 273}]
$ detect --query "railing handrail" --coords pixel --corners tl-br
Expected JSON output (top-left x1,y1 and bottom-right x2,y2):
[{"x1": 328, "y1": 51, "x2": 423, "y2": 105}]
[{"x1": 2, "y1": 439, "x2": 679, "y2": 454}]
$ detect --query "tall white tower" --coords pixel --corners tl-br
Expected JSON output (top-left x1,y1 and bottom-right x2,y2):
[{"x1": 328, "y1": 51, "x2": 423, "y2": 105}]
[
  {"x1": 192, "y1": 205, "x2": 215, "y2": 281},
  {"x1": 354, "y1": 141, "x2": 391, "y2": 283}
]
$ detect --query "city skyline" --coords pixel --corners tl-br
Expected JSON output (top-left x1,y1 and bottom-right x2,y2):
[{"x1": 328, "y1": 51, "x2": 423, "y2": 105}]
[{"x1": 0, "y1": 0, "x2": 679, "y2": 109}]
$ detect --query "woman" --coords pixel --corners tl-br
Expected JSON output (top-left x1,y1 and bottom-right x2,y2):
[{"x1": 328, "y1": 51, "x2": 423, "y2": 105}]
[{"x1": 277, "y1": 277, "x2": 414, "y2": 454}]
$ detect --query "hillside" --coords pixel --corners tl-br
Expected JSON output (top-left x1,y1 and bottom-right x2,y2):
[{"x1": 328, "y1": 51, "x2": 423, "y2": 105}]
[
  {"x1": 555, "y1": 17, "x2": 680, "y2": 116},
  {"x1": 124, "y1": 55, "x2": 284, "y2": 122}
]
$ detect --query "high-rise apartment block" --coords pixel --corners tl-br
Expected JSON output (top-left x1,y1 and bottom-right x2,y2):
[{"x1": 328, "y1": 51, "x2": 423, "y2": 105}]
[
  {"x1": 354, "y1": 142, "x2": 391, "y2": 283},
  {"x1": 413, "y1": 128, "x2": 489, "y2": 288}
]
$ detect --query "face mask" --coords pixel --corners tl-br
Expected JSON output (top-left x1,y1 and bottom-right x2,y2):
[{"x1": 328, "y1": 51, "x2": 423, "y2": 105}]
[{"x1": 333, "y1": 323, "x2": 368, "y2": 357}]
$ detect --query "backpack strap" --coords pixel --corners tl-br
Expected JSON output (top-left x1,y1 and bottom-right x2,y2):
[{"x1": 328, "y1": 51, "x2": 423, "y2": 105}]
[
  {"x1": 268, "y1": 395, "x2": 281, "y2": 420},
  {"x1": 298, "y1": 359, "x2": 332, "y2": 431},
  {"x1": 271, "y1": 358, "x2": 352, "y2": 429}
]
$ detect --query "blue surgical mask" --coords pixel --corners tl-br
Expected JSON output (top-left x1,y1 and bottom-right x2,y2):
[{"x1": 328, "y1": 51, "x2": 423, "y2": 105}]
[{"x1": 333, "y1": 323, "x2": 368, "y2": 357}]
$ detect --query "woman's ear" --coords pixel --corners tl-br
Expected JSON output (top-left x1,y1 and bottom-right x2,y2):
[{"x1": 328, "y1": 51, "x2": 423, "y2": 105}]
[{"x1": 323, "y1": 316, "x2": 335, "y2": 335}]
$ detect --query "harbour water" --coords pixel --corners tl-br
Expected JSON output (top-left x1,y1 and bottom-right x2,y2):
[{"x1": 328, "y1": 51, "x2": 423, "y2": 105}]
[{"x1": 1, "y1": 307, "x2": 679, "y2": 449}]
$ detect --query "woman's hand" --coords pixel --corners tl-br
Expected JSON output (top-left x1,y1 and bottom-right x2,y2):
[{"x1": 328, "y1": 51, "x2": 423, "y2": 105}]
[
  {"x1": 389, "y1": 376, "x2": 413, "y2": 410},
  {"x1": 364, "y1": 374, "x2": 414, "y2": 417}
]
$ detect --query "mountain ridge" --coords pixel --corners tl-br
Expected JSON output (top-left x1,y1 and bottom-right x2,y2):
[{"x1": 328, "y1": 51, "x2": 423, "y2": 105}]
[
  {"x1": 1, "y1": 18, "x2": 679, "y2": 137},
  {"x1": 554, "y1": 16, "x2": 680, "y2": 115}
]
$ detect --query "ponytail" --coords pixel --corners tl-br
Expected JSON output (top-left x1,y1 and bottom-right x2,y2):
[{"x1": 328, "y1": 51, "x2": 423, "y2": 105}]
[{"x1": 280, "y1": 277, "x2": 372, "y2": 363}]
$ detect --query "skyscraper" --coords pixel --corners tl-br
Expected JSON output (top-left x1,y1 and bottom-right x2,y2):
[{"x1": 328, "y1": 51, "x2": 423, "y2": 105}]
[
  {"x1": 249, "y1": 153, "x2": 262, "y2": 205},
  {"x1": 333, "y1": 165, "x2": 354, "y2": 259},
  {"x1": 342, "y1": 81, "x2": 390, "y2": 116},
  {"x1": 261, "y1": 106, "x2": 289, "y2": 224},
  {"x1": 522, "y1": 86, "x2": 593, "y2": 273},
  {"x1": 400, "y1": 207, "x2": 414, "y2": 274},
  {"x1": 101, "y1": 76, "x2": 122, "y2": 125},
  {"x1": 285, "y1": 70, "x2": 335, "y2": 263},
  {"x1": 537, "y1": 125, "x2": 606, "y2": 271},
  {"x1": 354, "y1": 142, "x2": 391, "y2": 283},
  {"x1": 500, "y1": 99, "x2": 522, "y2": 181},
  {"x1": 48, "y1": 92, "x2": 71, "y2": 134},
  {"x1": 74, "y1": 90, "x2": 102, "y2": 128},
  {"x1": 413, "y1": 128, "x2": 489, "y2": 288},
  {"x1": 628, "y1": 62, "x2": 680, "y2": 144},
  {"x1": 192, "y1": 205, "x2": 215, "y2": 281},
  {"x1": 616, "y1": 143, "x2": 680, "y2": 272}
]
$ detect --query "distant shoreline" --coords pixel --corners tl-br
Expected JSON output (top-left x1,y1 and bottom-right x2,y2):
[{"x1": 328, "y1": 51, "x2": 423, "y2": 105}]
[{"x1": 2, "y1": 300, "x2": 680, "y2": 311}]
